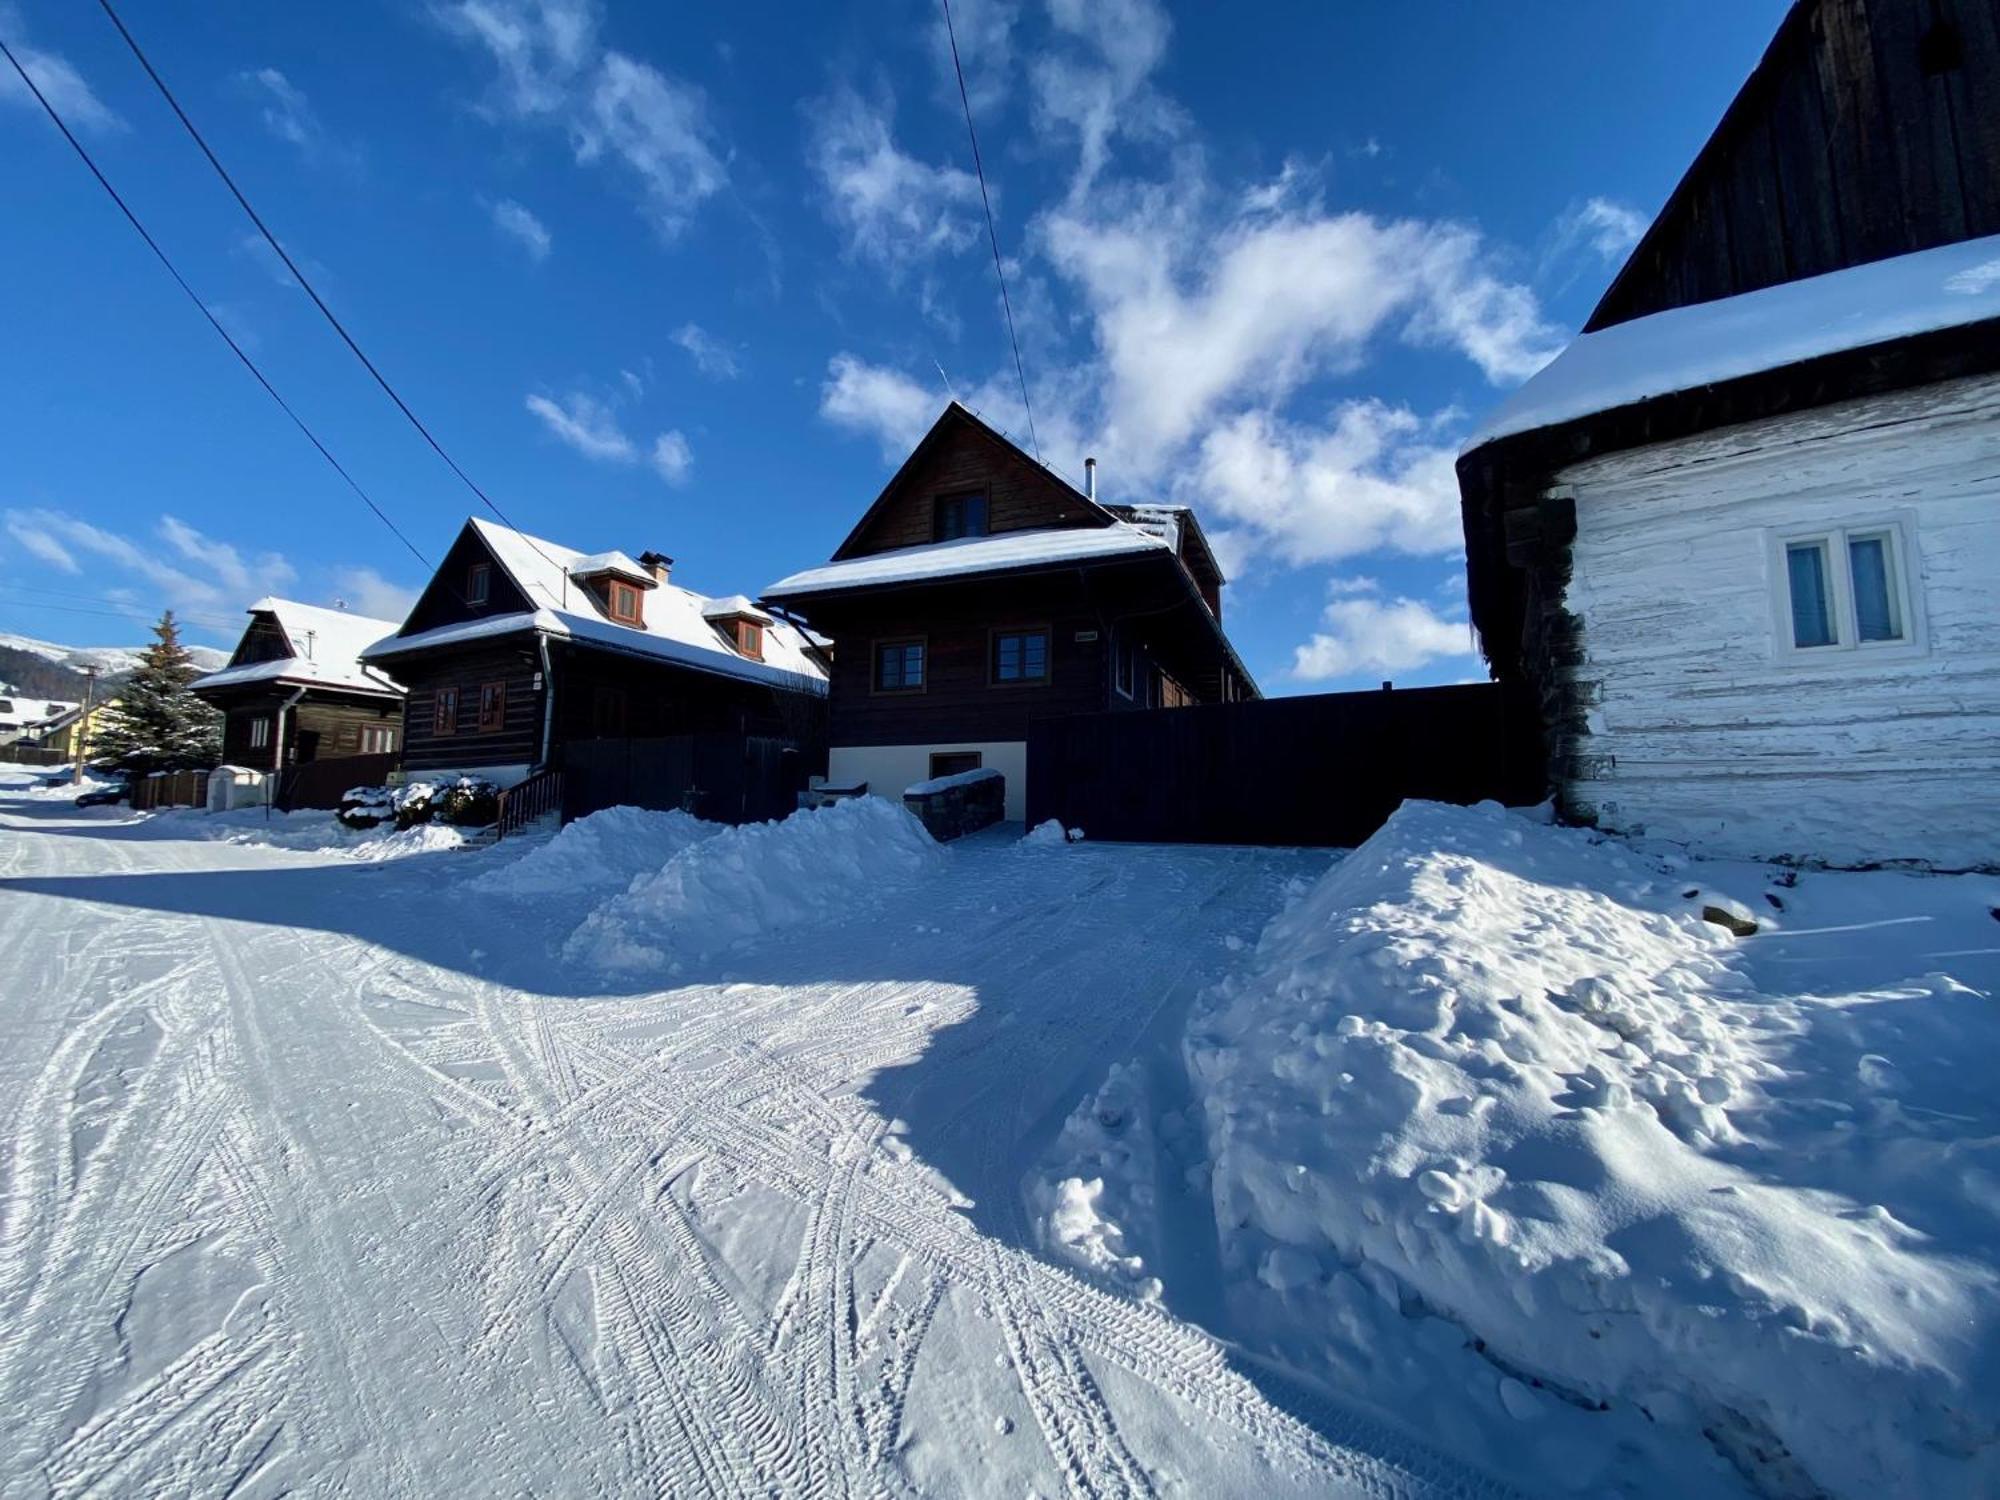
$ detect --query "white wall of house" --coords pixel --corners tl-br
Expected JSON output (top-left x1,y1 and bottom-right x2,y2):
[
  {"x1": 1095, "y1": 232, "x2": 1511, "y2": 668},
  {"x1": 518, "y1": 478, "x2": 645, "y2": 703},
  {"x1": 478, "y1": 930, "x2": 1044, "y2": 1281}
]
[
  {"x1": 829, "y1": 741, "x2": 1030, "y2": 822},
  {"x1": 1558, "y1": 372, "x2": 2000, "y2": 869}
]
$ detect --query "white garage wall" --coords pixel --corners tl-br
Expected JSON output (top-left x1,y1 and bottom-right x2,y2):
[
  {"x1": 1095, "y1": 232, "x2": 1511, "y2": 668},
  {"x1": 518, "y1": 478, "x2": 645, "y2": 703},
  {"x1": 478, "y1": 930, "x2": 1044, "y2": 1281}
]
[
  {"x1": 829, "y1": 742, "x2": 1030, "y2": 822},
  {"x1": 1557, "y1": 372, "x2": 2000, "y2": 868}
]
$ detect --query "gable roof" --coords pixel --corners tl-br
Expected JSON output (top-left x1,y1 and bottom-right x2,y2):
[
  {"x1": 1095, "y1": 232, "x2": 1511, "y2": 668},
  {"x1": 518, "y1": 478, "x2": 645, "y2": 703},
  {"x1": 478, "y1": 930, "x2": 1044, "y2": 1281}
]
[
  {"x1": 829, "y1": 401, "x2": 1120, "y2": 561},
  {"x1": 765, "y1": 523, "x2": 1173, "y2": 601},
  {"x1": 193, "y1": 598, "x2": 405, "y2": 697},
  {"x1": 365, "y1": 518, "x2": 826, "y2": 693},
  {"x1": 1587, "y1": 0, "x2": 2000, "y2": 332}
]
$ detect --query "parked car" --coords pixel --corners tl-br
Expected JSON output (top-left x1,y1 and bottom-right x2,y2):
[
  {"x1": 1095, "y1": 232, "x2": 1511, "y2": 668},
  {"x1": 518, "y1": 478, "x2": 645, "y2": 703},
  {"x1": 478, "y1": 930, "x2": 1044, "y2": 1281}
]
[
  {"x1": 36, "y1": 767, "x2": 77, "y2": 787},
  {"x1": 75, "y1": 782, "x2": 130, "y2": 808}
]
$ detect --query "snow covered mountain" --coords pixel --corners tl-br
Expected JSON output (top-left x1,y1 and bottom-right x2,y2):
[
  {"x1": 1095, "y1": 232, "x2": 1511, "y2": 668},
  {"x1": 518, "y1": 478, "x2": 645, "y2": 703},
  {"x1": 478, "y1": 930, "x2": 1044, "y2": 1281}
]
[{"x1": 0, "y1": 631, "x2": 228, "y2": 678}]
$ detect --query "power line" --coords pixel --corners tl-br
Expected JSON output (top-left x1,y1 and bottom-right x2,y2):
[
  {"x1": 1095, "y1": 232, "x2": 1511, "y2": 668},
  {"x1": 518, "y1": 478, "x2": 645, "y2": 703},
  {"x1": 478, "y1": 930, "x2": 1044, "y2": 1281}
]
[
  {"x1": 0, "y1": 37, "x2": 431, "y2": 573},
  {"x1": 95, "y1": 0, "x2": 568, "y2": 599},
  {"x1": 939, "y1": 0, "x2": 1040, "y2": 463},
  {"x1": 0, "y1": 592, "x2": 237, "y2": 631}
]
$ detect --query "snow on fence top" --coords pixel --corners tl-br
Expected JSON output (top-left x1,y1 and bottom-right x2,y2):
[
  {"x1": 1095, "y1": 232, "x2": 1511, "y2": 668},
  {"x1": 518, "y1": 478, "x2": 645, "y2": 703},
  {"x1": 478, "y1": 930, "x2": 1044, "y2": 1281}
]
[
  {"x1": 364, "y1": 519, "x2": 826, "y2": 694},
  {"x1": 192, "y1": 597, "x2": 405, "y2": 696},
  {"x1": 903, "y1": 766, "x2": 1003, "y2": 797},
  {"x1": 762, "y1": 524, "x2": 1169, "y2": 599},
  {"x1": 1464, "y1": 232, "x2": 2000, "y2": 453}
]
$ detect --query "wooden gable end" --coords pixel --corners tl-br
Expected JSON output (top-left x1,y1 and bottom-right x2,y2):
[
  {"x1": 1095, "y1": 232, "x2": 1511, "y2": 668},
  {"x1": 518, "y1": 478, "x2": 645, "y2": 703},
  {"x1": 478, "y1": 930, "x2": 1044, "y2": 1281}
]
[
  {"x1": 833, "y1": 406, "x2": 1110, "y2": 559},
  {"x1": 1588, "y1": 0, "x2": 2000, "y2": 332},
  {"x1": 229, "y1": 614, "x2": 294, "y2": 666},
  {"x1": 397, "y1": 523, "x2": 534, "y2": 637}
]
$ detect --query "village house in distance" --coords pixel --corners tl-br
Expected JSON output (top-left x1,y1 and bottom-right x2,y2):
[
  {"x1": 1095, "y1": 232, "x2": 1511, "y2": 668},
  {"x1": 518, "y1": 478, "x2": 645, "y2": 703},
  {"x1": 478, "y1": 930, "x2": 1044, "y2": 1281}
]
[
  {"x1": 1457, "y1": 0, "x2": 2000, "y2": 870},
  {"x1": 360, "y1": 518, "x2": 826, "y2": 788},
  {"x1": 762, "y1": 402, "x2": 1254, "y2": 822},
  {"x1": 191, "y1": 597, "x2": 405, "y2": 770}
]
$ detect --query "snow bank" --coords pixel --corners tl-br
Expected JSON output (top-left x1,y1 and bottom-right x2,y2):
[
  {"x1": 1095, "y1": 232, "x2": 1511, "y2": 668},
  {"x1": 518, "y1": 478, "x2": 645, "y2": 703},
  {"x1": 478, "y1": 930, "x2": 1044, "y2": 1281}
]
[
  {"x1": 1187, "y1": 799, "x2": 2000, "y2": 1500},
  {"x1": 1020, "y1": 819, "x2": 1084, "y2": 847},
  {"x1": 466, "y1": 806, "x2": 720, "y2": 898},
  {"x1": 563, "y1": 798, "x2": 943, "y2": 973},
  {"x1": 1029, "y1": 1063, "x2": 1164, "y2": 1302},
  {"x1": 167, "y1": 807, "x2": 475, "y2": 860}
]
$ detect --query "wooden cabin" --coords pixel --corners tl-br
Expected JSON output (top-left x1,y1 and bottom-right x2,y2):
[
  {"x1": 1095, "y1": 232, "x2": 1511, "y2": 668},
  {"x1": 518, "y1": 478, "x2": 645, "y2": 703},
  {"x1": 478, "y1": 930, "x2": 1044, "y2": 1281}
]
[
  {"x1": 1457, "y1": 0, "x2": 2000, "y2": 868},
  {"x1": 762, "y1": 402, "x2": 1255, "y2": 821},
  {"x1": 360, "y1": 518, "x2": 827, "y2": 787},
  {"x1": 192, "y1": 598, "x2": 405, "y2": 770}
]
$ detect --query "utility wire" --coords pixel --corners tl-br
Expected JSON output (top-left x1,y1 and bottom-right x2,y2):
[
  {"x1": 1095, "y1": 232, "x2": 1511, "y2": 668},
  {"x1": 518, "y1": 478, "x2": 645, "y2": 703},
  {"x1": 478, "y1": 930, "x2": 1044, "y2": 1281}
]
[
  {"x1": 940, "y1": 0, "x2": 1040, "y2": 463},
  {"x1": 95, "y1": 0, "x2": 570, "y2": 600},
  {"x1": 0, "y1": 36, "x2": 431, "y2": 572}
]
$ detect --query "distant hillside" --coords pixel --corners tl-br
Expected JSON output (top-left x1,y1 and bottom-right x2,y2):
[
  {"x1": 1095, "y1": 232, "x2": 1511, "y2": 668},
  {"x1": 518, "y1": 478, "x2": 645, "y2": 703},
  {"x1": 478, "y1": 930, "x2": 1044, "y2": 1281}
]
[{"x1": 0, "y1": 632, "x2": 229, "y2": 700}]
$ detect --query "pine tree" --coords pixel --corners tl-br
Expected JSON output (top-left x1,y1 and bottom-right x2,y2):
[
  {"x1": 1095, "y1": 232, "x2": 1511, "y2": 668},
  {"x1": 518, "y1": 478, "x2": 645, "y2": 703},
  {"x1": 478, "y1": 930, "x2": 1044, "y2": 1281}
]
[{"x1": 91, "y1": 610, "x2": 223, "y2": 774}]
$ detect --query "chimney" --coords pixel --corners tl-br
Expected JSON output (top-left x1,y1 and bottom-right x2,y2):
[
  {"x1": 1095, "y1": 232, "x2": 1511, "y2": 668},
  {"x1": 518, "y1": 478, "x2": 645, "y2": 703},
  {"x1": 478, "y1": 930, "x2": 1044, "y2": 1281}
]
[
  {"x1": 1084, "y1": 456, "x2": 1097, "y2": 501},
  {"x1": 639, "y1": 550, "x2": 674, "y2": 585}
]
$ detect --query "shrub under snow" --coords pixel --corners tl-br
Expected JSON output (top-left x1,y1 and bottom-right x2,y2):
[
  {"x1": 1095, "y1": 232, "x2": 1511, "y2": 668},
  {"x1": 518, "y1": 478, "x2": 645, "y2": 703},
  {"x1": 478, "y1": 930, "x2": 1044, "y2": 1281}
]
[
  {"x1": 1187, "y1": 799, "x2": 2000, "y2": 1500},
  {"x1": 562, "y1": 797, "x2": 943, "y2": 973}
]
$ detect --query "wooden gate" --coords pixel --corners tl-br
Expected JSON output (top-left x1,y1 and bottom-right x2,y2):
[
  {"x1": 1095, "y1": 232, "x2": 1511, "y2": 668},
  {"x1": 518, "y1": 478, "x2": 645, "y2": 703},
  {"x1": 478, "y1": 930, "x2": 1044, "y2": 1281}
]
[
  {"x1": 1026, "y1": 682, "x2": 1542, "y2": 847},
  {"x1": 560, "y1": 734, "x2": 810, "y2": 826}
]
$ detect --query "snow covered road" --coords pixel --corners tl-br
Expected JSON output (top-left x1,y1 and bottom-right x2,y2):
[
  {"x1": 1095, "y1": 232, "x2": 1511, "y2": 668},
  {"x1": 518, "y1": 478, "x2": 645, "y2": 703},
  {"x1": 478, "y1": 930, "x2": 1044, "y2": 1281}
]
[{"x1": 0, "y1": 794, "x2": 1514, "y2": 1499}]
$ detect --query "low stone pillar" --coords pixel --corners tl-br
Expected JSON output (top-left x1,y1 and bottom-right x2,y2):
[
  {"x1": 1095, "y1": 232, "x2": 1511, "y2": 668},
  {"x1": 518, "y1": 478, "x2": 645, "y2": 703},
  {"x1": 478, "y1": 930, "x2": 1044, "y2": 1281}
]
[{"x1": 902, "y1": 767, "x2": 1004, "y2": 841}]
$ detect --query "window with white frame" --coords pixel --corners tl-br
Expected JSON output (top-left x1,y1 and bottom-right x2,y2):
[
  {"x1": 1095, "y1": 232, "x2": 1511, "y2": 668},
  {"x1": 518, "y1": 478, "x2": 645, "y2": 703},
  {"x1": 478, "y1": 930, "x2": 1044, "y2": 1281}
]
[
  {"x1": 1770, "y1": 516, "x2": 1922, "y2": 658},
  {"x1": 248, "y1": 717, "x2": 271, "y2": 749}
]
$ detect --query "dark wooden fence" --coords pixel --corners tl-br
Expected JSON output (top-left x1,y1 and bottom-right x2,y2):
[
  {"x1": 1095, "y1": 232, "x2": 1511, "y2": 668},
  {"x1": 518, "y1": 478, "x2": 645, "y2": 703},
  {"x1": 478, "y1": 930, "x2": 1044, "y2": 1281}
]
[
  {"x1": 560, "y1": 734, "x2": 811, "y2": 826},
  {"x1": 274, "y1": 752, "x2": 400, "y2": 811},
  {"x1": 130, "y1": 768, "x2": 211, "y2": 812},
  {"x1": 1026, "y1": 682, "x2": 1543, "y2": 847},
  {"x1": 0, "y1": 744, "x2": 67, "y2": 766}
]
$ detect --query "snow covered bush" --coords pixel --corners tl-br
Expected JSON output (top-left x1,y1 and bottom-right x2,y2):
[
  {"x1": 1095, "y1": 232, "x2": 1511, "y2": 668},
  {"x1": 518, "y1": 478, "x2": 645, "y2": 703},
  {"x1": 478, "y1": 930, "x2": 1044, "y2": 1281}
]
[
  {"x1": 338, "y1": 786, "x2": 396, "y2": 829},
  {"x1": 1186, "y1": 799, "x2": 2000, "y2": 1500},
  {"x1": 341, "y1": 777, "x2": 500, "y2": 831},
  {"x1": 563, "y1": 797, "x2": 943, "y2": 973},
  {"x1": 467, "y1": 806, "x2": 720, "y2": 898},
  {"x1": 433, "y1": 777, "x2": 499, "y2": 828}
]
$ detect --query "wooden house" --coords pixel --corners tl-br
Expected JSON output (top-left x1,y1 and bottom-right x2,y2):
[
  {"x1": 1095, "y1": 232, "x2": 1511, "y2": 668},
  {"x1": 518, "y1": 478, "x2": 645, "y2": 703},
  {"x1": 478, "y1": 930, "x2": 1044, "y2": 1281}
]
[
  {"x1": 762, "y1": 402, "x2": 1255, "y2": 821},
  {"x1": 359, "y1": 518, "x2": 826, "y2": 786},
  {"x1": 1456, "y1": 0, "x2": 2000, "y2": 868},
  {"x1": 192, "y1": 598, "x2": 405, "y2": 770}
]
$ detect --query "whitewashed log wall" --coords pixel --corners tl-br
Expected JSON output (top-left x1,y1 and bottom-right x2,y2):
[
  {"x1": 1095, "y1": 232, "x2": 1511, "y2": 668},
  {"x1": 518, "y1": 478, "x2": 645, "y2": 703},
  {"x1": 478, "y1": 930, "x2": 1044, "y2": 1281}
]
[{"x1": 1556, "y1": 372, "x2": 2000, "y2": 869}]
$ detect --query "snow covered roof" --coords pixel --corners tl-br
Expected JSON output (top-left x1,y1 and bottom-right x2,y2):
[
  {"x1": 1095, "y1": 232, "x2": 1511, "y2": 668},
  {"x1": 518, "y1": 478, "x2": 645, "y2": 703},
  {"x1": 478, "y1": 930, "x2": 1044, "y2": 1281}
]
[
  {"x1": 366, "y1": 519, "x2": 825, "y2": 692},
  {"x1": 701, "y1": 594, "x2": 771, "y2": 622},
  {"x1": 763, "y1": 524, "x2": 1170, "y2": 600},
  {"x1": 1465, "y1": 233, "x2": 2000, "y2": 452},
  {"x1": 0, "y1": 696, "x2": 79, "y2": 731},
  {"x1": 193, "y1": 598, "x2": 405, "y2": 697},
  {"x1": 567, "y1": 550, "x2": 653, "y2": 586}
]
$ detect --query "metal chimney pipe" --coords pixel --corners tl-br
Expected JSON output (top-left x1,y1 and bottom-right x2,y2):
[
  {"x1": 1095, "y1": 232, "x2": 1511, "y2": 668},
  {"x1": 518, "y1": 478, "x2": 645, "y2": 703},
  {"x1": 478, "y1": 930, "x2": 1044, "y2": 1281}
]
[{"x1": 1084, "y1": 456, "x2": 1097, "y2": 501}]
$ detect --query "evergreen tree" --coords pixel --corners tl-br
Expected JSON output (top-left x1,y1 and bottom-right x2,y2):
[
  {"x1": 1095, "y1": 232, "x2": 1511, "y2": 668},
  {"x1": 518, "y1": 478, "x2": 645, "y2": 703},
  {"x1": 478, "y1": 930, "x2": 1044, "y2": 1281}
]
[{"x1": 91, "y1": 611, "x2": 223, "y2": 773}]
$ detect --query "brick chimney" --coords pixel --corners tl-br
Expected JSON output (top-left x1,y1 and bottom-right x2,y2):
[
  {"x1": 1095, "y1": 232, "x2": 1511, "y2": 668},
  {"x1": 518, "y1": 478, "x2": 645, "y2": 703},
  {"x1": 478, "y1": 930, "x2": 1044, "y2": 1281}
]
[{"x1": 638, "y1": 550, "x2": 674, "y2": 586}]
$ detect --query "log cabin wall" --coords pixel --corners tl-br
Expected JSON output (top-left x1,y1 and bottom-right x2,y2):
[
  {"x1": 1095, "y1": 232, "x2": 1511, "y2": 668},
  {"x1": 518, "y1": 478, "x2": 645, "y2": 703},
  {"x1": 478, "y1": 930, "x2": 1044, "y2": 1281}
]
[
  {"x1": 1588, "y1": 0, "x2": 2000, "y2": 330},
  {"x1": 394, "y1": 639, "x2": 545, "y2": 774}
]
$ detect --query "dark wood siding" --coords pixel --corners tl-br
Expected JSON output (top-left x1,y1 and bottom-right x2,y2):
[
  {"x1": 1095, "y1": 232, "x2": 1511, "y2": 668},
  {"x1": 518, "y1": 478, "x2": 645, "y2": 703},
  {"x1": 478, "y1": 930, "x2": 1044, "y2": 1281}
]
[
  {"x1": 838, "y1": 418, "x2": 1104, "y2": 558},
  {"x1": 293, "y1": 698, "x2": 400, "y2": 761},
  {"x1": 210, "y1": 688, "x2": 401, "y2": 770},
  {"x1": 398, "y1": 524, "x2": 535, "y2": 637},
  {"x1": 228, "y1": 616, "x2": 293, "y2": 666},
  {"x1": 395, "y1": 639, "x2": 545, "y2": 773},
  {"x1": 219, "y1": 695, "x2": 283, "y2": 770},
  {"x1": 549, "y1": 643, "x2": 816, "y2": 745},
  {"x1": 1589, "y1": 0, "x2": 2000, "y2": 330}
]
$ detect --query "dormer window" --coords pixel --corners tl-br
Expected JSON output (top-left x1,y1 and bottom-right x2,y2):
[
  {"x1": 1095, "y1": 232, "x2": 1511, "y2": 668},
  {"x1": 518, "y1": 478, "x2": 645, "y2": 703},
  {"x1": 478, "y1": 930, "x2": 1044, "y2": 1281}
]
[
  {"x1": 934, "y1": 491, "x2": 988, "y2": 542},
  {"x1": 608, "y1": 579, "x2": 644, "y2": 625},
  {"x1": 729, "y1": 619, "x2": 764, "y2": 660},
  {"x1": 466, "y1": 562, "x2": 490, "y2": 605}
]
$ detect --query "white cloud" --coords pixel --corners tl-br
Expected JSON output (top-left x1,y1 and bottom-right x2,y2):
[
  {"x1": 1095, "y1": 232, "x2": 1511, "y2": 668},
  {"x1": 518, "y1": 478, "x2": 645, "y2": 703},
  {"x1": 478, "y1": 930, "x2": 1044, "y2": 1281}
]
[
  {"x1": 0, "y1": 15, "x2": 121, "y2": 133},
  {"x1": 490, "y1": 197, "x2": 552, "y2": 260},
  {"x1": 244, "y1": 68, "x2": 321, "y2": 150},
  {"x1": 672, "y1": 322, "x2": 740, "y2": 380},
  {"x1": 808, "y1": 87, "x2": 981, "y2": 270},
  {"x1": 1557, "y1": 196, "x2": 1648, "y2": 263},
  {"x1": 330, "y1": 566, "x2": 418, "y2": 622},
  {"x1": 1031, "y1": 0, "x2": 1180, "y2": 195},
  {"x1": 440, "y1": 0, "x2": 724, "y2": 241},
  {"x1": 928, "y1": 0, "x2": 1018, "y2": 116},
  {"x1": 819, "y1": 355, "x2": 942, "y2": 459},
  {"x1": 1, "y1": 508, "x2": 296, "y2": 624},
  {"x1": 1187, "y1": 400, "x2": 1463, "y2": 566},
  {"x1": 1291, "y1": 593, "x2": 1476, "y2": 682},
  {"x1": 524, "y1": 389, "x2": 690, "y2": 485},
  {"x1": 650, "y1": 430, "x2": 692, "y2": 484},
  {"x1": 524, "y1": 391, "x2": 637, "y2": 462}
]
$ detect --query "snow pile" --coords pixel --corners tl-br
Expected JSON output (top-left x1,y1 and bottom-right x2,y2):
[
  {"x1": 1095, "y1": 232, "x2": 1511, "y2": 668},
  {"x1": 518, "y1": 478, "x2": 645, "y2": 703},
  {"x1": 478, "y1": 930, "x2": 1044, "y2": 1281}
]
[
  {"x1": 1186, "y1": 799, "x2": 2000, "y2": 1500},
  {"x1": 563, "y1": 798, "x2": 944, "y2": 973},
  {"x1": 1020, "y1": 819, "x2": 1084, "y2": 847},
  {"x1": 903, "y1": 766, "x2": 1002, "y2": 797},
  {"x1": 467, "y1": 806, "x2": 720, "y2": 898},
  {"x1": 170, "y1": 806, "x2": 476, "y2": 860},
  {"x1": 1030, "y1": 1063, "x2": 1163, "y2": 1302}
]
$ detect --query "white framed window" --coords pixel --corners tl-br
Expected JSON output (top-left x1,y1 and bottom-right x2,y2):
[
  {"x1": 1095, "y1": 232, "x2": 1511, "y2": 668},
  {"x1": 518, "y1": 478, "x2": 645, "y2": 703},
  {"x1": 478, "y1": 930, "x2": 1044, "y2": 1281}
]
[
  {"x1": 248, "y1": 717, "x2": 272, "y2": 749},
  {"x1": 1767, "y1": 513, "x2": 1925, "y2": 662}
]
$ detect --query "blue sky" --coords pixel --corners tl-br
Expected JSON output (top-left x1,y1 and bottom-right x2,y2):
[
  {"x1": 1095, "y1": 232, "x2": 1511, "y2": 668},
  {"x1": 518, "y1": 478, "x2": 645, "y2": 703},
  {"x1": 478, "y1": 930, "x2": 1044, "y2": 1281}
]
[{"x1": 0, "y1": 0, "x2": 1788, "y2": 689}]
